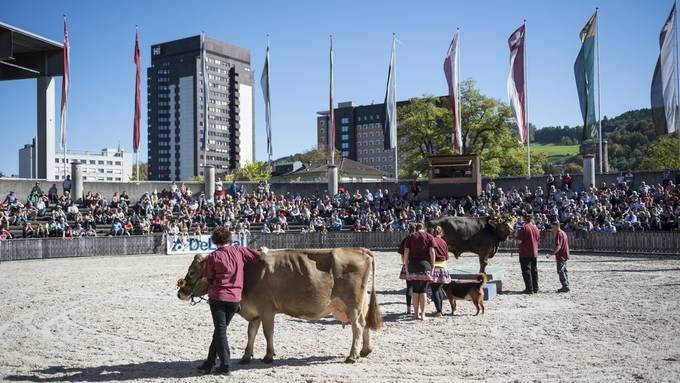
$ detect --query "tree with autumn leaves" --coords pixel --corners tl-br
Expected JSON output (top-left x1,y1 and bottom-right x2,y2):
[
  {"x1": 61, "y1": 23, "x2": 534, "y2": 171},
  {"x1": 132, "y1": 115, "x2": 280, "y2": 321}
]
[{"x1": 397, "y1": 80, "x2": 548, "y2": 178}]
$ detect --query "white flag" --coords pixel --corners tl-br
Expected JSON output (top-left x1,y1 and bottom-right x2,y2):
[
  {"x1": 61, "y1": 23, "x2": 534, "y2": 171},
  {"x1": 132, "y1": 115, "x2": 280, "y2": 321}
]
[
  {"x1": 651, "y1": 4, "x2": 678, "y2": 134},
  {"x1": 444, "y1": 31, "x2": 462, "y2": 152},
  {"x1": 383, "y1": 35, "x2": 397, "y2": 150}
]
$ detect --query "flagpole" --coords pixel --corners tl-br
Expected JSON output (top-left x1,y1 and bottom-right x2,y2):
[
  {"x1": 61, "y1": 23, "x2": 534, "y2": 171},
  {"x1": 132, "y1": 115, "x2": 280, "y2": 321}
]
[
  {"x1": 266, "y1": 34, "x2": 272, "y2": 167},
  {"x1": 135, "y1": 25, "x2": 140, "y2": 182},
  {"x1": 596, "y1": 8, "x2": 604, "y2": 174},
  {"x1": 329, "y1": 35, "x2": 334, "y2": 168},
  {"x1": 62, "y1": 15, "x2": 68, "y2": 181},
  {"x1": 392, "y1": 33, "x2": 398, "y2": 184},
  {"x1": 456, "y1": 27, "x2": 462, "y2": 155},
  {"x1": 675, "y1": 1, "x2": 680, "y2": 167},
  {"x1": 524, "y1": 19, "x2": 531, "y2": 179},
  {"x1": 201, "y1": 32, "x2": 209, "y2": 169}
]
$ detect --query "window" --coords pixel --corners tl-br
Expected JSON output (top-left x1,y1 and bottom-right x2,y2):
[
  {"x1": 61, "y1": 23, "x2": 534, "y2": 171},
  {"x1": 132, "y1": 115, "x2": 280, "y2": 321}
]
[
  {"x1": 341, "y1": 143, "x2": 349, "y2": 149},
  {"x1": 106, "y1": 161, "x2": 113, "y2": 165},
  {"x1": 55, "y1": 158, "x2": 60, "y2": 163},
  {"x1": 342, "y1": 151, "x2": 349, "y2": 157},
  {"x1": 115, "y1": 161, "x2": 121, "y2": 166},
  {"x1": 341, "y1": 117, "x2": 349, "y2": 124},
  {"x1": 341, "y1": 134, "x2": 349, "y2": 141},
  {"x1": 341, "y1": 126, "x2": 349, "y2": 133},
  {"x1": 98, "y1": 160, "x2": 104, "y2": 165}
]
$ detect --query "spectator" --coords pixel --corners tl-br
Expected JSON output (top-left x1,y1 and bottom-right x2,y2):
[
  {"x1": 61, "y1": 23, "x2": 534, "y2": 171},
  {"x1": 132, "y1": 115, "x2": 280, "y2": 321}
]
[
  {"x1": 22, "y1": 222, "x2": 34, "y2": 238},
  {"x1": 48, "y1": 184, "x2": 59, "y2": 203},
  {"x1": 63, "y1": 175, "x2": 72, "y2": 195},
  {"x1": 111, "y1": 218, "x2": 124, "y2": 236},
  {"x1": 625, "y1": 170, "x2": 634, "y2": 188}
]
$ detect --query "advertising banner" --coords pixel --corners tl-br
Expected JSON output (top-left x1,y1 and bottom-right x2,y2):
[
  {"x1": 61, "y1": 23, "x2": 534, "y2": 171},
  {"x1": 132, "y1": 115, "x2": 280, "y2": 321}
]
[{"x1": 166, "y1": 233, "x2": 248, "y2": 255}]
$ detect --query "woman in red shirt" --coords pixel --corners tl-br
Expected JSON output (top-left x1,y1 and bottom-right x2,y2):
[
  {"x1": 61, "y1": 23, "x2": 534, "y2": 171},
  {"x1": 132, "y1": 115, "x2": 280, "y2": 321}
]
[
  {"x1": 429, "y1": 226, "x2": 451, "y2": 317},
  {"x1": 198, "y1": 227, "x2": 268, "y2": 375},
  {"x1": 402, "y1": 223, "x2": 436, "y2": 320}
]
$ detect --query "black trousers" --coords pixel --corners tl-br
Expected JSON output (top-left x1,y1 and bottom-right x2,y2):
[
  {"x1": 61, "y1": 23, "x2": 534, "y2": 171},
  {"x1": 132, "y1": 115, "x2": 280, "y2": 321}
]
[
  {"x1": 520, "y1": 257, "x2": 539, "y2": 292},
  {"x1": 206, "y1": 299, "x2": 240, "y2": 368},
  {"x1": 405, "y1": 280, "x2": 413, "y2": 307},
  {"x1": 430, "y1": 283, "x2": 444, "y2": 313}
]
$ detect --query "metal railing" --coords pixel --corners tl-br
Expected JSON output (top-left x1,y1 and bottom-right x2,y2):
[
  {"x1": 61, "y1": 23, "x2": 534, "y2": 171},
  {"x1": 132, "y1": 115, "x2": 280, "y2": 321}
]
[{"x1": 1, "y1": 231, "x2": 679, "y2": 262}]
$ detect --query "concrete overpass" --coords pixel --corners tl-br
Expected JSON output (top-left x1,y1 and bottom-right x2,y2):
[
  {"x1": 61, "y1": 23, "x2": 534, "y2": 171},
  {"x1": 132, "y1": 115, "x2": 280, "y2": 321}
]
[{"x1": 0, "y1": 21, "x2": 64, "y2": 180}]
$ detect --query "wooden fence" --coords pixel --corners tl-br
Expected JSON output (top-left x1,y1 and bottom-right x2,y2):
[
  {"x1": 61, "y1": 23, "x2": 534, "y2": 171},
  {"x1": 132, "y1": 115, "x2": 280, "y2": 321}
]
[{"x1": 1, "y1": 231, "x2": 679, "y2": 262}]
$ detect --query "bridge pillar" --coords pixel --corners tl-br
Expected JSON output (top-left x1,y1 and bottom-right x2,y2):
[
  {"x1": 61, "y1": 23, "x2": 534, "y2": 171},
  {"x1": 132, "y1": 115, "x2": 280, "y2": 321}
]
[{"x1": 37, "y1": 76, "x2": 56, "y2": 180}]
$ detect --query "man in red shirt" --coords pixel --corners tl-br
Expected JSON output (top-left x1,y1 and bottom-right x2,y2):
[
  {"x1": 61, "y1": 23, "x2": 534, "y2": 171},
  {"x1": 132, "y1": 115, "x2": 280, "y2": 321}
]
[
  {"x1": 516, "y1": 215, "x2": 541, "y2": 294},
  {"x1": 199, "y1": 227, "x2": 268, "y2": 375},
  {"x1": 549, "y1": 221, "x2": 570, "y2": 293}
]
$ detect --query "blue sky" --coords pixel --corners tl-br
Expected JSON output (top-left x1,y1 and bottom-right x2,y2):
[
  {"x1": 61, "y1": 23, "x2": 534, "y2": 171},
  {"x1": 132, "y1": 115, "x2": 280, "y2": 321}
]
[{"x1": 0, "y1": 0, "x2": 674, "y2": 175}]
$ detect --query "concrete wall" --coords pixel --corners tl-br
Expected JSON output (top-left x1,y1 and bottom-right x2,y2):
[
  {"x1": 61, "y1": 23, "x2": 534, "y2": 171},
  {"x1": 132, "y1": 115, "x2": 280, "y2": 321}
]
[
  {"x1": 1, "y1": 169, "x2": 672, "y2": 203},
  {"x1": 2, "y1": 231, "x2": 679, "y2": 262},
  {"x1": 483, "y1": 170, "x2": 673, "y2": 194}
]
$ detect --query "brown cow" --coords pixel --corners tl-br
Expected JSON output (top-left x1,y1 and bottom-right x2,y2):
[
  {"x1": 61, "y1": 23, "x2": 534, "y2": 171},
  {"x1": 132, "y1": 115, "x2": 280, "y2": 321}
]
[
  {"x1": 427, "y1": 215, "x2": 515, "y2": 274},
  {"x1": 177, "y1": 247, "x2": 382, "y2": 364}
]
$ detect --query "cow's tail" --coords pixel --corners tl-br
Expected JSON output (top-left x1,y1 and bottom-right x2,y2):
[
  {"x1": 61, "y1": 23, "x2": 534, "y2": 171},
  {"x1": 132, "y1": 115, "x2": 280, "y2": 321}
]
[{"x1": 365, "y1": 249, "x2": 383, "y2": 331}]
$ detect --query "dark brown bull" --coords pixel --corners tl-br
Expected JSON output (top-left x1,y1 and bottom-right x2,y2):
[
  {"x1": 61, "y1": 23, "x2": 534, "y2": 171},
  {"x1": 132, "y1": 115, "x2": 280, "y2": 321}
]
[
  {"x1": 427, "y1": 216, "x2": 515, "y2": 273},
  {"x1": 177, "y1": 247, "x2": 383, "y2": 364}
]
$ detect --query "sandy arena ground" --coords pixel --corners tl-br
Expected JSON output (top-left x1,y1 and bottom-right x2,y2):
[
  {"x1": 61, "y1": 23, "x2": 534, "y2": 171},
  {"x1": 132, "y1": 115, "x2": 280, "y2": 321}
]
[{"x1": 1, "y1": 251, "x2": 680, "y2": 382}]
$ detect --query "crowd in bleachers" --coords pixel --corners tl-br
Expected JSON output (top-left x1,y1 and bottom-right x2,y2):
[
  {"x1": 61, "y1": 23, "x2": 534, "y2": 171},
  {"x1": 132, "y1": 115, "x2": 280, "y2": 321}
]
[{"x1": 1, "y1": 172, "x2": 679, "y2": 241}]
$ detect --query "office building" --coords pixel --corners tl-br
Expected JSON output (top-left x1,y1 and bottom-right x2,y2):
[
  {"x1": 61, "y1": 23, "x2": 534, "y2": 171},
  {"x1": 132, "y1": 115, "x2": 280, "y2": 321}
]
[
  {"x1": 147, "y1": 35, "x2": 254, "y2": 181},
  {"x1": 51, "y1": 148, "x2": 133, "y2": 182},
  {"x1": 317, "y1": 100, "x2": 409, "y2": 178}
]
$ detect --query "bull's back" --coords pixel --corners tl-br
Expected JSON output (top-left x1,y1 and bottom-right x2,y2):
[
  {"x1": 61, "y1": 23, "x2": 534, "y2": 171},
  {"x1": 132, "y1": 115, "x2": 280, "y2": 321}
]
[
  {"x1": 241, "y1": 248, "x2": 372, "y2": 320},
  {"x1": 432, "y1": 216, "x2": 499, "y2": 254}
]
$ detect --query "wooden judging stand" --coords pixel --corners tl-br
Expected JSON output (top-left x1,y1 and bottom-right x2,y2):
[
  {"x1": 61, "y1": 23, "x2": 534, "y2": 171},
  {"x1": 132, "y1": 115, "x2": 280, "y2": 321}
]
[{"x1": 428, "y1": 155, "x2": 482, "y2": 198}]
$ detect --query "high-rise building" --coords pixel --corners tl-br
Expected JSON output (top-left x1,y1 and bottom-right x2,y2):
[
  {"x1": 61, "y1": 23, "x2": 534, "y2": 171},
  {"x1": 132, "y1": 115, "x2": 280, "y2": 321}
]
[
  {"x1": 18, "y1": 139, "x2": 37, "y2": 179},
  {"x1": 147, "y1": 35, "x2": 254, "y2": 181}
]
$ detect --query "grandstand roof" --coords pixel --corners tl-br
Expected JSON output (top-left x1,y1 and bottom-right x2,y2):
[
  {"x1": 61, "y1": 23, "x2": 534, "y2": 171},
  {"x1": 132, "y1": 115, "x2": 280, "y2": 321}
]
[{"x1": 0, "y1": 21, "x2": 64, "y2": 80}]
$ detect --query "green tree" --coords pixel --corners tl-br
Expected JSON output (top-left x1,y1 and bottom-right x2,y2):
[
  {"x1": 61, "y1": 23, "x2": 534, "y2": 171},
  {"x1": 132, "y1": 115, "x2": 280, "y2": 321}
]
[
  {"x1": 236, "y1": 161, "x2": 272, "y2": 182},
  {"x1": 131, "y1": 162, "x2": 148, "y2": 181},
  {"x1": 640, "y1": 134, "x2": 680, "y2": 170},
  {"x1": 397, "y1": 95, "x2": 452, "y2": 178},
  {"x1": 397, "y1": 80, "x2": 543, "y2": 178},
  {"x1": 564, "y1": 162, "x2": 584, "y2": 174},
  {"x1": 274, "y1": 146, "x2": 340, "y2": 164}
]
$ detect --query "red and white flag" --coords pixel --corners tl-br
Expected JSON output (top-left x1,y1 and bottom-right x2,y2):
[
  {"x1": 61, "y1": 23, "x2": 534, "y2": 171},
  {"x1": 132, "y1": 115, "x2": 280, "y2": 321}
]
[
  {"x1": 444, "y1": 31, "x2": 462, "y2": 153},
  {"x1": 60, "y1": 16, "x2": 70, "y2": 151},
  {"x1": 507, "y1": 24, "x2": 527, "y2": 144},
  {"x1": 328, "y1": 36, "x2": 335, "y2": 157},
  {"x1": 133, "y1": 27, "x2": 141, "y2": 153}
]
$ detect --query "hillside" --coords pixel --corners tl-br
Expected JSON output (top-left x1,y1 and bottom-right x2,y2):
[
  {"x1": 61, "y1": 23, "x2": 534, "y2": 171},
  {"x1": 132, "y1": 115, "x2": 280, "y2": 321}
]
[{"x1": 533, "y1": 108, "x2": 670, "y2": 171}]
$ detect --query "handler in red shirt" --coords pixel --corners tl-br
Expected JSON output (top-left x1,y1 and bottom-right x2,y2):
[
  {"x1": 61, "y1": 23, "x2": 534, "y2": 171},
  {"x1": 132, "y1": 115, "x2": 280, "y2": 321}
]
[
  {"x1": 198, "y1": 227, "x2": 268, "y2": 375},
  {"x1": 516, "y1": 215, "x2": 541, "y2": 294},
  {"x1": 549, "y1": 221, "x2": 571, "y2": 293},
  {"x1": 403, "y1": 223, "x2": 436, "y2": 320},
  {"x1": 429, "y1": 225, "x2": 451, "y2": 317}
]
